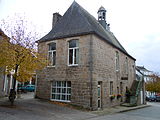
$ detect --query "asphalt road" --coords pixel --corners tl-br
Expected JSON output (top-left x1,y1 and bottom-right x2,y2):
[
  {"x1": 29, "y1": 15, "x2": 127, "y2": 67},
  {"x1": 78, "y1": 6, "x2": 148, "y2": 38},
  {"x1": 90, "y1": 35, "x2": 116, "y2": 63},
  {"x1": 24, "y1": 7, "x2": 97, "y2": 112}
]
[
  {"x1": 0, "y1": 93, "x2": 160, "y2": 120},
  {"x1": 87, "y1": 102, "x2": 160, "y2": 120}
]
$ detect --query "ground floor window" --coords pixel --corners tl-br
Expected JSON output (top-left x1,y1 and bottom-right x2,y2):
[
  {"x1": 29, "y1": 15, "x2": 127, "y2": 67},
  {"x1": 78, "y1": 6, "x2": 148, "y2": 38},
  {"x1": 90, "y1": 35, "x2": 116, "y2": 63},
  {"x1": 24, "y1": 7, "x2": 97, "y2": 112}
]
[{"x1": 51, "y1": 81, "x2": 71, "y2": 102}]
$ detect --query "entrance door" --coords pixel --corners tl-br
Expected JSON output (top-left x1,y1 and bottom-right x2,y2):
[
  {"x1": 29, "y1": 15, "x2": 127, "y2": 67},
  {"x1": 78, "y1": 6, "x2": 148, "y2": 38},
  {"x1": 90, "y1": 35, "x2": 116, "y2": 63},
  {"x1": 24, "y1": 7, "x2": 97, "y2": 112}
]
[
  {"x1": 120, "y1": 82, "x2": 123, "y2": 102},
  {"x1": 98, "y1": 82, "x2": 102, "y2": 109}
]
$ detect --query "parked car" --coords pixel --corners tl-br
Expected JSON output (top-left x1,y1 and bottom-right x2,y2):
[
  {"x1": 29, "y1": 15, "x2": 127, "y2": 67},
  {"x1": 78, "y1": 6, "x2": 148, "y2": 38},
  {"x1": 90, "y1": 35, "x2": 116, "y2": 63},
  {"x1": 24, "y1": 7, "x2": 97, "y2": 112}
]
[
  {"x1": 146, "y1": 96, "x2": 157, "y2": 102},
  {"x1": 18, "y1": 84, "x2": 35, "y2": 92},
  {"x1": 25, "y1": 84, "x2": 35, "y2": 92},
  {"x1": 155, "y1": 95, "x2": 160, "y2": 102},
  {"x1": 146, "y1": 95, "x2": 160, "y2": 102}
]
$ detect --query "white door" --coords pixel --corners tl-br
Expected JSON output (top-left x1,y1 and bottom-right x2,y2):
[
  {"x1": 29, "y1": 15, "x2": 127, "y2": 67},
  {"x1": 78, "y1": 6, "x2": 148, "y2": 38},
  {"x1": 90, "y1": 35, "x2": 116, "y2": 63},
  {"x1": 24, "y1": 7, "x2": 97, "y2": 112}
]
[{"x1": 98, "y1": 82, "x2": 102, "y2": 109}]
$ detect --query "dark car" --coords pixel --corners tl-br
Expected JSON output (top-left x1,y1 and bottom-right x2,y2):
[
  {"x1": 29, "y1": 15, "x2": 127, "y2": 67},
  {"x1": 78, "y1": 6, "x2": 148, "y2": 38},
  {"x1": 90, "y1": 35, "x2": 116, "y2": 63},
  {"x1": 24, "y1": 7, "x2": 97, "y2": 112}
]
[
  {"x1": 155, "y1": 95, "x2": 160, "y2": 102},
  {"x1": 146, "y1": 96, "x2": 157, "y2": 102}
]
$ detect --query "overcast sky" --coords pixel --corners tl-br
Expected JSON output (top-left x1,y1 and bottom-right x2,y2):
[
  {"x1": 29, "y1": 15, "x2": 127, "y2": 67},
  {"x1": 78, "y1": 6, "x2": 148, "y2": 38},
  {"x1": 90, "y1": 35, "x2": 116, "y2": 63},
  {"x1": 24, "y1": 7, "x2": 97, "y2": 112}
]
[{"x1": 0, "y1": 0, "x2": 160, "y2": 73}]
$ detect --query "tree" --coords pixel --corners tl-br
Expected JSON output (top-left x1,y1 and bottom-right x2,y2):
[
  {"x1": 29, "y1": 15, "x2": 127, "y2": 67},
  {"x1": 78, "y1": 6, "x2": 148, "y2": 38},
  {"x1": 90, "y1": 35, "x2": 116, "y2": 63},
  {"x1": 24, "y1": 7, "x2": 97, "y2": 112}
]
[
  {"x1": 145, "y1": 73, "x2": 160, "y2": 93},
  {"x1": 0, "y1": 14, "x2": 47, "y2": 105}
]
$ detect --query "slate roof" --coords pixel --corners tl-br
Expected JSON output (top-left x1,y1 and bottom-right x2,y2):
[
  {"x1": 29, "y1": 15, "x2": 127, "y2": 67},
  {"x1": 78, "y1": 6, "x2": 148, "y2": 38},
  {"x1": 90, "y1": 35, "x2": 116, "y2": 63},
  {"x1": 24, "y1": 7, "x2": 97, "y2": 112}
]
[
  {"x1": 136, "y1": 66, "x2": 151, "y2": 72},
  {"x1": 39, "y1": 1, "x2": 135, "y2": 60}
]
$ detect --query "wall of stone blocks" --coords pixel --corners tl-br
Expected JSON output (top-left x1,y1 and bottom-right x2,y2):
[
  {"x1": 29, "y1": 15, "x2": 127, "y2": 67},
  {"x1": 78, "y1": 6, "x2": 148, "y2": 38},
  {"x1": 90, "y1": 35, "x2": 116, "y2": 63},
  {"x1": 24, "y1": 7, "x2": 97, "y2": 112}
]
[
  {"x1": 36, "y1": 35, "x2": 92, "y2": 109},
  {"x1": 91, "y1": 35, "x2": 136, "y2": 109},
  {"x1": 36, "y1": 34, "x2": 136, "y2": 110}
]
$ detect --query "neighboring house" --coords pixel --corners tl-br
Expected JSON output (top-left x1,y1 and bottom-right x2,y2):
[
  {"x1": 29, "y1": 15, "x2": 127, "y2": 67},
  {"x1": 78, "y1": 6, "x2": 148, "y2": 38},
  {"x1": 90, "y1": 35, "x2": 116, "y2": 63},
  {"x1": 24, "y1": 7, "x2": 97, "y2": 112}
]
[
  {"x1": 0, "y1": 29, "x2": 18, "y2": 97},
  {"x1": 36, "y1": 1, "x2": 142, "y2": 110},
  {"x1": 0, "y1": 29, "x2": 8, "y2": 97},
  {"x1": 136, "y1": 66, "x2": 153, "y2": 82},
  {"x1": 136, "y1": 66, "x2": 156, "y2": 97},
  {"x1": 135, "y1": 67, "x2": 146, "y2": 105},
  {"x1": 0, "y1": 67, "x2": 5, "y2": 98}
]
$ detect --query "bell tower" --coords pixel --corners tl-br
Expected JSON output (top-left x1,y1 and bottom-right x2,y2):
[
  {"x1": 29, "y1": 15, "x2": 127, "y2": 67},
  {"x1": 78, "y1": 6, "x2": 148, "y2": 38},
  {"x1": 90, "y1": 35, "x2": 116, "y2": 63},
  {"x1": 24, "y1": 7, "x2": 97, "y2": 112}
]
[
  {"x1": 98, "y1": 6, "x2": 106, "y2": 21},
  {"x1": 98, "y1": 6, "x2": 110, "y2": 30}
]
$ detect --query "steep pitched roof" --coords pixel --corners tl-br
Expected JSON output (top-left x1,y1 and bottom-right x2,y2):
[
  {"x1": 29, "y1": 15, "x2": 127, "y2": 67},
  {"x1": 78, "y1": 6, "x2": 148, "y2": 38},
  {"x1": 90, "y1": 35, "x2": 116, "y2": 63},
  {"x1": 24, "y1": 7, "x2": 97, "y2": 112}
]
[
  {"x1": 39, "y1": 1, "x2": 135, "y2": 60},
  {"x1": 136, "y1": 66, "x2": 151, "y2": 72}
]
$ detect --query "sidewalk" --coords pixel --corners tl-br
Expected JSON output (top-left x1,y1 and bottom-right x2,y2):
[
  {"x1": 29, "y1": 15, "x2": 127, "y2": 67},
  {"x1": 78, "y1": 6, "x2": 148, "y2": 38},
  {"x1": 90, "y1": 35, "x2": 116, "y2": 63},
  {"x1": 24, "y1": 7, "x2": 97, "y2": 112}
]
[
  {"x1": 0, "y1": 94, "x2": 150, "y2": 116},
  {"x1": 91, "y1": 104, "x2": 150, "y2": 115}
]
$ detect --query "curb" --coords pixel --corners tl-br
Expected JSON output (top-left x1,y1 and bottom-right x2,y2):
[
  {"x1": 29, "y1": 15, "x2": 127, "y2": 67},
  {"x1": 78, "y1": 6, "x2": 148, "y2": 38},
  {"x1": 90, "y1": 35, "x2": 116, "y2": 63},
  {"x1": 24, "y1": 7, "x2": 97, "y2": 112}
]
[
  {"x1": 91, "y1": 104, "x2": 151, "y2": 116},
  {"x1": 118, "y1": 105, "x2": 151, "y2": 113}
]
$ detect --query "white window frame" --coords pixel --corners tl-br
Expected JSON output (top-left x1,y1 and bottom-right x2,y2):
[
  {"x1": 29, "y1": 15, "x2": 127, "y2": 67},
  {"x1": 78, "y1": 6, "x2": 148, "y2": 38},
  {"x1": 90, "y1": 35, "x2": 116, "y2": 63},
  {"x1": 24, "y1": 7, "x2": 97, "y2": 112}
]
[
  {"x1": 115, "y1": 51, "x2": 119, "y2": 71},
  {"x1": 47, "y1": 43, "x2": 56, "y2": 67},
  {"x1": 51, "y1": 81, "x2": 71, "y2": 102},
  {"x1": 68, "y1": 40, "x2": 79, "y2": 66}
]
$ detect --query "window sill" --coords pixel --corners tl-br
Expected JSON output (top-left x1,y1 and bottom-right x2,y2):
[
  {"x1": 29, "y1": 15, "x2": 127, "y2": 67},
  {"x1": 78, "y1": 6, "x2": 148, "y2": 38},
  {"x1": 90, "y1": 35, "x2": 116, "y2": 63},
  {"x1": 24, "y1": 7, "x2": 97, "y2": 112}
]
[
  {"x1": 50, "y1": 99, "x2": 71, "y2": 103},
  {"x1": 68, "y1": 64, "x2": 78, "y2": 67},
  {"x1": 47, "y1": 66, "x2": 55, "y2": 68}
]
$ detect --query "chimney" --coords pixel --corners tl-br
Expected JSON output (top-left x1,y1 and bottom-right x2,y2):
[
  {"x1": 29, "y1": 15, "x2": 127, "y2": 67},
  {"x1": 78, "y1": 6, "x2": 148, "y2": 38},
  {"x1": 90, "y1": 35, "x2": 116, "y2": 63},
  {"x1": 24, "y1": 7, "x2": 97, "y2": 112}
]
[{"x1": 52, "y1": 13, "x2": 62, "y2": 28}]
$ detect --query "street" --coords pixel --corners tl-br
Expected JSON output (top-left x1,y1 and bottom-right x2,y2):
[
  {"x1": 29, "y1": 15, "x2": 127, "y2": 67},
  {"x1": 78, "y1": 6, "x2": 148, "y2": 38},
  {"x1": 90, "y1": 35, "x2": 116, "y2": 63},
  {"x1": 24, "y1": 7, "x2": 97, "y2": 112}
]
[
  {"x1": 87, "y1": 102, "x2": 160, "y2": 120},
  {"x1": 0, "y1": 93, "x2": 160, "y2": 120}
]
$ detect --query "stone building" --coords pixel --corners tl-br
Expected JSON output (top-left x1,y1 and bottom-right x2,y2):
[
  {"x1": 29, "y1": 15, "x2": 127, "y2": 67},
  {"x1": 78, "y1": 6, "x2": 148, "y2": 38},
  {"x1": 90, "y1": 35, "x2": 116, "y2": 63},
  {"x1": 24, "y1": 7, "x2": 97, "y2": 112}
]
[
  {"x1": 0, "y1": 29, "x2": 15, "y2": 97},
  {"x1": 36, "y1": 1, "x2": 139, "y2": 110}
]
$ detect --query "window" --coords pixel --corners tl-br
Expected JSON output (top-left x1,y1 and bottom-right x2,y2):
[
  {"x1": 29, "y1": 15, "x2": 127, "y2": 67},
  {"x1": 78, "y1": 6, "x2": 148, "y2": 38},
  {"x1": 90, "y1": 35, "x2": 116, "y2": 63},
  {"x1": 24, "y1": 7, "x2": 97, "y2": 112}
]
[
  {"x1": 115, "y1": 51, "x2": 119, "y2": 71},
  {"x1": 110, "y1": 81, "x2": 113, "y2": 95},
  {"x1": 120, "y1": 82, "x2": 123, "y2": 94},
  {"x1": 48, "y1": 43, "x2": 56, "y2": 66},
  {"x1": 51, "y1": 81, "x2": 71, "y2": 102},
  {"x1": 68, "y1": 40, "x2": 79, "y2": 66},
  {"x1": 117, "y1": 87, "x2": 119, "y2": 94},
  {"x1": 125, "y1": 57, "x2": 128, "y2": 74}
]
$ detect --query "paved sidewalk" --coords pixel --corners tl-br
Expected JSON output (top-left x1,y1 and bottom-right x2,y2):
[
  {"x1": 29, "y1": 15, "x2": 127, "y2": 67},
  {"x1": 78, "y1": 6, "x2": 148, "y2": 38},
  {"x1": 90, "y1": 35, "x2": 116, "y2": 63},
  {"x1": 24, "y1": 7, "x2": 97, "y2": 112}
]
[
  {"x1": 0, "y1": 93, "x2": 150, "y2": 120},
  {"x1": 91, "y1": 104, "x2": 150, "y2": 116}
]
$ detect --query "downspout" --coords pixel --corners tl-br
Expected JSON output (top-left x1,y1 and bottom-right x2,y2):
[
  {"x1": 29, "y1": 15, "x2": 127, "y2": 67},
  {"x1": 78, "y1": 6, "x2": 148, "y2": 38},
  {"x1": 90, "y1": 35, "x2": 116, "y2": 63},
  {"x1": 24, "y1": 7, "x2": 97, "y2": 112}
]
[{"x1": 89, "y1": 35, "x2": 93, "y2": 110}]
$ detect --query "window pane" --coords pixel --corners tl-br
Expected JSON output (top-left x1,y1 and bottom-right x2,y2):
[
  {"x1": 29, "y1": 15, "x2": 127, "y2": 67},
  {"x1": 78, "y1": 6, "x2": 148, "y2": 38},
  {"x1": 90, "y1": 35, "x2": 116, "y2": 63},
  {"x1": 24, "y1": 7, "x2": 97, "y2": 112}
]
[
  {"x1": 52, "y1": 94, "x2": 56, "y2": 99},
  {"x1": 53, "y1": 51, "x2": 56, "y2": 66},
  {"x1": 67, "y1": 81, "x2": 71, "y2": 87},
  {"x1": 48, "y1": 52, "x2": 52, "y2": 65},
  {"x1": 57, "y1": 88, "x2": 61, "y2": 93},
  {"x1": 69, "y1": 40, "x2": 78, "y2": 48},
  {"x1": 52, "y1": 82, "x2": 56, "y2": 87},
  {"x1": 57, "y1": 81, "x2": 61, "y2": 87},
  {"x1": 62, "y1": 81, "x2": 66, "y2": 87},
  {"x1": 62, "y1": 95, "x2": 66, "y2": 100},
  {"x1": 57, "y1": 95, "x2": 60, "y2": 100},
  {"x1": 62, "y1": 88, "x2": 66, "y2": 93},
  {"x1": 98, "y1": 87, "x2": 100, "y2": 97},
  {"x1": 67, "y1": 95, "x2": 71, "y2": 100},
  {"x1": 67, "y1": 88, "x2": 71, "y2": 94},
  {"x1": 110, "y1": 81, "x2": 113, "y2": 95},
  {"x1": 74, "y1": 49, "x2": 79, "y2": 64},
  {"x1": 69, "y1": 49, "x2": 73, "y2": 64},
  {"x1": 52, "y1": 88, "x2": 56, "y2": 93},
  {"x1": 48, "y1": 43, "x2": 56, "y2": 50}
]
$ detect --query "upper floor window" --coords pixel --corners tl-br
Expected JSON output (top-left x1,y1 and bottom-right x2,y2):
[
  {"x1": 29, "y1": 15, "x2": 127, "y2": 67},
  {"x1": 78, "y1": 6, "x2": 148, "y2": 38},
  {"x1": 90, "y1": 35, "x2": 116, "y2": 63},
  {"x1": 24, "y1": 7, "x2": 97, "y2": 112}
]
[
  {"x1": 125, "y1": 57, "x2": 128, "y2": 74},
  {"x1": 48, "y1": 42, "x2": 56, "y2": 66},
  {"x1": 115, "y1": 51, "x2": 119, "y2": 71},
  {"x1": 68, "y1": 40, "x2": 79, "y2": 66}
]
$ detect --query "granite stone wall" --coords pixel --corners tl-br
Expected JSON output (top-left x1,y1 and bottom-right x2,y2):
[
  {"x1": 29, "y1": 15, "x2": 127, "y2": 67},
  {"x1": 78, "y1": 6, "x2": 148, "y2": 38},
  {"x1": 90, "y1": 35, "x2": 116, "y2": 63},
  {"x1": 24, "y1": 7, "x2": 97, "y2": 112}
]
[
  {"x1": 91, "y1": 35, "x2": 135, "y2": 109},
  {"x1": 36, "y1": 34, "x2": 136, "y2": 110}
]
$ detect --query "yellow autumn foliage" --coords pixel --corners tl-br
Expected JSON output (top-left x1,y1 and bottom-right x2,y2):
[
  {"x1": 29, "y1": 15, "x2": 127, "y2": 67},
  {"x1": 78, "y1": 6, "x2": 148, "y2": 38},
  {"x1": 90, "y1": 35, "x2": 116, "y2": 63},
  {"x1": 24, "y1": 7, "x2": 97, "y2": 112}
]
[{"x1": 0, "y1": 36, "x2": 47, "y2": 82}]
